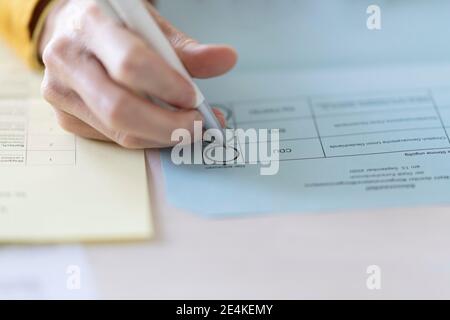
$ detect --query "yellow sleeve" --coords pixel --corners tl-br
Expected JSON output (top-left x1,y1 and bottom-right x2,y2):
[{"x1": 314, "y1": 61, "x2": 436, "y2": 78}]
[{"x1": 0, "y1": 0, "x2": 57, "y2": 69}]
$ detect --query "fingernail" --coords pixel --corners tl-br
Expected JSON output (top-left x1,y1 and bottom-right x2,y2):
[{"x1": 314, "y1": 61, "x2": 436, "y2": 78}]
[
  {"x1": 175, "y1": 83, "x2": 196, "y2": 108},
  {"x1": 185, "y1": 88, "x2": 197, "y2": 108}
]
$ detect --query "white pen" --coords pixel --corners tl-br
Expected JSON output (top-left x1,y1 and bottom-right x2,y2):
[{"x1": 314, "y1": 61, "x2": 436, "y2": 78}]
[{"x1": 94, "y1": 0, "x2": 226, "y2": 146}]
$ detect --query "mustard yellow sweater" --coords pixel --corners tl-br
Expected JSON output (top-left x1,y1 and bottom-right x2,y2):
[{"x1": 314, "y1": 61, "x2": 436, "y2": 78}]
[{"x1": 0, "y1": 0, "x2": 56, "y2": 69}]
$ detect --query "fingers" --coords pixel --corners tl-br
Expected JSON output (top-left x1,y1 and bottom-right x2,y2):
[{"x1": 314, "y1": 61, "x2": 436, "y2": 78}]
[
  {"x1": 146, "y1": 3, "x2": 238, "y2": 78},
  {"x1": 173, "y1": 42, "x2": 239, "y2": 79},
  {"x1": 40, "y1": 0, "x2": 235, "y2": 150},
  {"x1": 54, "y1": 110, "x2": 110, "y2": 141},
  {"x1": 53, "y1": 49, "x2": 202, "y2": 146},
  {"x1": 42, "y1": 81, "x2": 167, "y2": 149},
  {"x1": 41, "y1": 72, "x2": 113, "y2": 141},
  {"x1": 42, "y1": 57, "x2": 187, "y2": 148},
  {"x1": 56, "y1": 109, "x2": 167, "y2": 149},
  {"x1": 78, "y1": 5, "x2": 196, "y2": 109}
]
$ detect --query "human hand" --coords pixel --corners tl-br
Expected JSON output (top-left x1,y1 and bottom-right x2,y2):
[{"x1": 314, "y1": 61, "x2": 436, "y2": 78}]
[{"x1": 39, "y1": 0, "x2": 237, "y2": 148}]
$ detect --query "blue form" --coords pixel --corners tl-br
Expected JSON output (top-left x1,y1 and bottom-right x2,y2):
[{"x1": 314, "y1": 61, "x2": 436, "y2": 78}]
[{"x1": 161, "y1": 88, "x2": 450, "y2": 217}]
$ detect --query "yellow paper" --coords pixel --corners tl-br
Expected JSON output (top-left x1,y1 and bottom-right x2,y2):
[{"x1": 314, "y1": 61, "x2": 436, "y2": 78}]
[
  {"x1": 0, "y1": 47, "x2": 153, "y2": 243},
  {"x1": 0, "y1": 99, "x2": 153, "y2": 243}
]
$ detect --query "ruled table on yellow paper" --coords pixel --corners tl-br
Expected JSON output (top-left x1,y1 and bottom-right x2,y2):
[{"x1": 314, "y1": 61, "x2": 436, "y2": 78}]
[{"x1": 0, "y1": 45, "x2": 153, "y2": 243}]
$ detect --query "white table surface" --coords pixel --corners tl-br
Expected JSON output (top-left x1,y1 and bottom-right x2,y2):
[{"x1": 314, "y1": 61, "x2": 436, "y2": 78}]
[{"x1": 85, "y1": 151, "x2": 450, "y2": 299}]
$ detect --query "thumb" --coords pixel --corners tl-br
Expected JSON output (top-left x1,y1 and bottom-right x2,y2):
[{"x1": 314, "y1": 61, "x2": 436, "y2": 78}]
[{"x1": 147, "y1": 4, "x2": 238, "y2": 79}]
